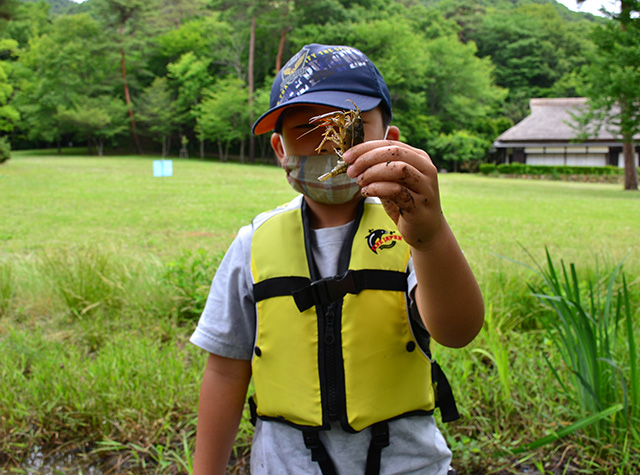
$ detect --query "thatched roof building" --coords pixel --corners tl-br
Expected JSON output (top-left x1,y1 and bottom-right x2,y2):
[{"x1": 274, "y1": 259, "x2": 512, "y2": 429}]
[{"x1": 493, "y1": 98, "x2": 640, "y2": 167}]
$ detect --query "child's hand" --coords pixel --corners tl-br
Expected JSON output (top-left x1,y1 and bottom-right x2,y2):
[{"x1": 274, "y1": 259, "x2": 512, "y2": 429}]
[{"x1": 344, "y1": 141, "x2": 445, "y2": 251}]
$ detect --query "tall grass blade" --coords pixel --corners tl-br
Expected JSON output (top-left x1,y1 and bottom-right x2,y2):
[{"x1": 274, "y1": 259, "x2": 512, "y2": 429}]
[
  {"x1": 0, "y1": 260, "x2": 15, "y2": 317},
  {"x1": 622, "y1": 275, "x2": 639, "y2": 430},
  {"x1": 509, "y1": 403, "x2": 623, "y2": 454}
]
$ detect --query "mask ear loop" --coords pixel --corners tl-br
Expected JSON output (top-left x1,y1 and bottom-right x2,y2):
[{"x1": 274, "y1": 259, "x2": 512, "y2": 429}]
[{"x1": 278, "y1": 134, "x2": 287, "y2": 157}]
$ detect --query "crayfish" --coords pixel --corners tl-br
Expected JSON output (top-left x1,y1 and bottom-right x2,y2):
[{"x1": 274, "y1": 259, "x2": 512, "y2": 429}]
[{"x1": 301, "y1": 100, "x2": 365, "y2": 181}]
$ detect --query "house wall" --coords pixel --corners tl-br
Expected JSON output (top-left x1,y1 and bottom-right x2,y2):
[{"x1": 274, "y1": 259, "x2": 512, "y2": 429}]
[
  {"x1": 524, "y1": 146, "x2": 608, "y2": 167},
  {"x1": 616, "y1": 150, "x2": 640, "y2": 168},
  {"x1": 495, "y1": 145, "x2": 640, "y2": 168}
]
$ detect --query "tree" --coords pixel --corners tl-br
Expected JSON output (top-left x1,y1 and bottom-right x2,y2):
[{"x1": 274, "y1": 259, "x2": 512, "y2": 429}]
[
  {"x1": 2, "y1": 1, "x2": 50, "y2": 47},
  {"x1": 12, "y1": 13, "x2": 118, "y2": 151},
  {"x1": 136, "y1": 77, "x2": 181, "y2": 157},
  {"x1": 150, "y1": 0, "x2": 209, "y2": 30},
  {"x1": 248, "y1": 15, "x2": 256, "y2": 163},
  {"x1": 473, "y1": 3, "x2": 594, "y2": 122},
  {"x1": 95, "y1": 0, "x2": 159, "y2": 155},
  {"x1": 422, "y1": 34, "x2": 506, "y2": 135},
  {"x1": 152, "y1": 14, "x2": 233, "y2": 70},
  {"x1": 57, "y1": 96, "x2": 128, "y2": 156},
  {"x1": 291, "y1": 13, "x2": 505, "y2": 155},
  {"x1": 210, "y1": 0, "x2": 278, "y2": 162},
  {"x1": 196, "y1": 77, "x2": 249, "y2": 162},
  {"x1": 167, "y1": 51, "x2": 215, "y2": 158},
  {"x1": 2, "y1": 0, "x2": 602, "y2": 160},
  {"x1": 578, "y1": 0, "x2": 640, "y2": 190},
  {"x1": 430, "y1": 130, "x2": 491, "y2": 172},
  {"x1": 0, "y1": 39, "x2": 19, "y2": 134},
  {"x1": 0, "y1": 38, "x2": 19, "y2": 163},
  {"x1": 0, "y1": 0, "x2": 20, "y2": 23},
  {"x1": 252, "y1": 81, "x2": 273, "y2": 159}
]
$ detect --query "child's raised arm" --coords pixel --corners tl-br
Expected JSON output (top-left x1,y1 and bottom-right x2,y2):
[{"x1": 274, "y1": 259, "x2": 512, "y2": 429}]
[{"x1": 345, "y1": 139, "x2": 484, "y2": 348}]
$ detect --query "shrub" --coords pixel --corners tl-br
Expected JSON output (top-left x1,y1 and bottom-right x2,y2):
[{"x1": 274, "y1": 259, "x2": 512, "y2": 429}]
[
  {"x1": 0, "y1": 137, "x2": 10, "y2": 164},
  {"x1": 487, "y1": 163, "x2": 623, "y2": 177},
  {"x1": 497, "y1": 162, "x2": 525, "y2": 174},
  {"x1": 163, "y1": 248, "x2": 223, "y2": 323},
  {"x1": 478, "y1": 163, "x2": 497, "y2": 174}
]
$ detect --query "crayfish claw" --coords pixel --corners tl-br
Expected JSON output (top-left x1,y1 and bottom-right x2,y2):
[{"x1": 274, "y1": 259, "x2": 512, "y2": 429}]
[{"x1": 318, "y1": 158, "x2": 349, "y2": 181}]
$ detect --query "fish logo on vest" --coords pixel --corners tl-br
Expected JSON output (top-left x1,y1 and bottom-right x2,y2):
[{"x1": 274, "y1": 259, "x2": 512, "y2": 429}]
[{"x1": 366, "y1": 229, "x2": 402, "y2": 254}]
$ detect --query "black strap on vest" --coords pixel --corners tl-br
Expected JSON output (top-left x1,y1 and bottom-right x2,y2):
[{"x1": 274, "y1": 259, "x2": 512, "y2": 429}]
[
  {"x1": 253, "y1": 269, "x2": 408, "y2": 313},
  {"x1": 248, "y1": 395, "x2": 258, "y2": 426},
  {"x1": 252, "y1": 399, "x2": 390, "y2": 475},
  {"x1": 409, "y1": 301, "x2": 460, "y2": 423},
  {"x1": 293, "y1": 269, "x2": 407, "y2": 312},
  {"x1": 432, "y1": 361, "x2": 460, "y2": 422},
  {"x1": 364, "y1": 422, "x2": 390, "y2": 475},
  {"x1": 253, "y1": 276, "x2": 310, "y2": 302},
  {"x1": 303, "y1": 430, "x2": 338, "y2": 475},
  {"x1": 302, "y1": 421, "x2": 389, "y2": 475}
]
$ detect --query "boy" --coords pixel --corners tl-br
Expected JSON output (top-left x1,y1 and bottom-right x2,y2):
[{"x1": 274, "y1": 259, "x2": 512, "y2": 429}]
[{"x1": 191, "y1": 44, "x2": 484, "y2": 475}]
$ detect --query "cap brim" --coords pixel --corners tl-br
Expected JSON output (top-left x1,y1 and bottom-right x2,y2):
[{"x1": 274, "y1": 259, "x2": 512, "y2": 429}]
[{"x1": 252, "y1": 91, "x2": 382, "y2": 135}]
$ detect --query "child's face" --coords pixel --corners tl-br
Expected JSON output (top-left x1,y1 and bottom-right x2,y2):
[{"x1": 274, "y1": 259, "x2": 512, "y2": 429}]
[
  {"x1": 276, "y1": 105, "x2": 387, "y2": 157},
  {"x1": 270, "y1": 104, "x2": 394, "y2": 206}
]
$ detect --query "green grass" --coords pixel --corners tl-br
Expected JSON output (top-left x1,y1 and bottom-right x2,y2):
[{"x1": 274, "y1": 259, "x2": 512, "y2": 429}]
[
  {"x1": 1, "y1": 153, "x2": 639, "y2": 473},
  {"x1": 1, "y1": 152, "x2": 296, "y2": 257}
]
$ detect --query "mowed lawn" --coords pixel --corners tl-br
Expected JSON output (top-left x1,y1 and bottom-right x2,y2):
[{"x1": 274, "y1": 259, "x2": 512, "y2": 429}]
[
  {"x1": 1, "y1": 153, "x2": 297, "y2": 258},
  {"x1": 2, "y1": 152, "x2": 638, "y2": 276}
]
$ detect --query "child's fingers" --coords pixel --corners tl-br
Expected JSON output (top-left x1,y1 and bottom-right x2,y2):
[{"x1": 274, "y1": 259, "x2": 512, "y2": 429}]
[
  {"x1": 361, "y1": 182, "x2": 418, "y2": 212},
  {"x1": 355, "y1": 160, "x2": 426, "y2": 196},
  {"x1": 344, "y1": 141, "x2": 436, "y2": 178}
]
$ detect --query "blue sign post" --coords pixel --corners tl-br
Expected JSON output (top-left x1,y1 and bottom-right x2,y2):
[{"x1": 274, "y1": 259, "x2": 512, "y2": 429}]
[{"x1": 153, "y1": 159, "x2": 173, "y2": 178}]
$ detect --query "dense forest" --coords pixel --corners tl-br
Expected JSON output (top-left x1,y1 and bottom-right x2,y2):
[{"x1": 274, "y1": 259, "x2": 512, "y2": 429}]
[{"x1": 0, "y1": 0, "x2": 623, "y2": 169}]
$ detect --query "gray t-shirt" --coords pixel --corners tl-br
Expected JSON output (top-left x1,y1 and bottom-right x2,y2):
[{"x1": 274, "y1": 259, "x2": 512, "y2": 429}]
[{"x1": 190, "y1": 196, "x2": 452, "y2": 474}]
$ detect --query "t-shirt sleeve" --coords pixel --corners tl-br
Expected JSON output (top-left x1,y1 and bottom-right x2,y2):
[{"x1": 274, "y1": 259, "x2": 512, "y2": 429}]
[
  {"x1": 190, "y1": 225, "x2": 256, "y2": 360},
  {"x1": 407, "y1": 257, "x2": 417, "y2": 300}
]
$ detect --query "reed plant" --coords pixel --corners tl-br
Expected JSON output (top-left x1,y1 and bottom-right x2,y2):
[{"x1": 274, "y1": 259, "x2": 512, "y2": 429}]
[
  {"x1": 470, "y1": 305, "x2": 513, "y2": 410},
  {"x1": 524, "y1": 249, "x2": 639, "y2": 449}
]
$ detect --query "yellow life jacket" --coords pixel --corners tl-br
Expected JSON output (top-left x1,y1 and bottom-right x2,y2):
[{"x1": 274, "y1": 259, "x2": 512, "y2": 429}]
[{"x1": 250, "y1": 198, "x2": 446, "y2": 432}]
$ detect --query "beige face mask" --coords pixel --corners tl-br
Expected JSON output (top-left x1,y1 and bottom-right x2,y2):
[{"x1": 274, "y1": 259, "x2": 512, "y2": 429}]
[
  {"x1": 281, "y1": 154, "x2": 361, "y2": 204},
  {"x1": 279, "y1": 126, "x2": 389, "y2": 204}
]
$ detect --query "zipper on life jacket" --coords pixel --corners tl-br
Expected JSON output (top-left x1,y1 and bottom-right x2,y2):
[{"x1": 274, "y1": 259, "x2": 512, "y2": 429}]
[
  {"x1": 301, "y1": 199, "x2": 361, "y2": 429},
  {"x1": 322, "y1": 302, "x2": 344, "y2": 422}
]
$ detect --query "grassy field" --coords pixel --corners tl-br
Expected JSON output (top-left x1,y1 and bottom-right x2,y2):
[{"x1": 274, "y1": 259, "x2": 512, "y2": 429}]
[{"x1": 1, "y1": 152, "x2": 639, "y2": 474}]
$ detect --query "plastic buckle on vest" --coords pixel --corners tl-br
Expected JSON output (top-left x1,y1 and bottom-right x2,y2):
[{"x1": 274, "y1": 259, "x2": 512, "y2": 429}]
[
  {"x1": 294, "y1": 270, "x2": 358, "y2": 311},
  {"x1": 371, "y1": 422, "x2": 390, "y2": 448},
  {"x1": 312, "y1": 271, "x2": 357, "y2": 306},
  {"x1": 303, "y1": 430, "x2": 321, "y2": 450}
]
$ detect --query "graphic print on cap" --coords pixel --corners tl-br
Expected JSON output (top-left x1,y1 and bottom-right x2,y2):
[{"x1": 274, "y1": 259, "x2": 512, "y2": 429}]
[
  {"x1": 279, "y1": 47, "x2": 310, "y2": 96},
  {"x1": 276, "y1": 46, "x2": 369, "y2": 106}
]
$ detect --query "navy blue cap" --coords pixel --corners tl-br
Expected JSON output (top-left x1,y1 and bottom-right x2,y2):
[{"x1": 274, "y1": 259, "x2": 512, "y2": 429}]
[{"x1": 252, "y1": 44, "x2": 392, "y2": 135}]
